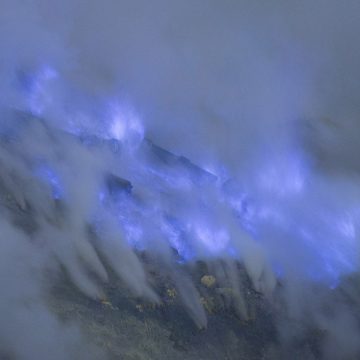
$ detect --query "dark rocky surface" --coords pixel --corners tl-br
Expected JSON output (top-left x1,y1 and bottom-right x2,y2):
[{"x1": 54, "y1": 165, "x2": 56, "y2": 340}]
[{"x1": 46, "y1": 259, "x2": 328, "y2": 360}]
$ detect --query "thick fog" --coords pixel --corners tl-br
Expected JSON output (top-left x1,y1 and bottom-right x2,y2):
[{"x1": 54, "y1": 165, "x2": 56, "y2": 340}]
[{"x1": 1, "y1": 0, "x2": 360, "y2": 359}]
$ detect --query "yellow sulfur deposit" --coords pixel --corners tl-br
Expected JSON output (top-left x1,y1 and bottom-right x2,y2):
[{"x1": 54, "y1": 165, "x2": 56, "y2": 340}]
[{"x1": 201, "y1": 275, "x2": 216, "y2": 288}]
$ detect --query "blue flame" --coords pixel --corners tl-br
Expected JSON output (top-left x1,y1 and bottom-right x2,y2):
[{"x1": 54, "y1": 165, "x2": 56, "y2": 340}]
[
  {"x1": 34, "y1": 163, "x2": 63, "y2": 200},
  {"x1": 18, "y1": 65, "x2": 360, "y2": 289},
  {"x1": 21, "y1": 65, "x2": 58, "y2": 116}
]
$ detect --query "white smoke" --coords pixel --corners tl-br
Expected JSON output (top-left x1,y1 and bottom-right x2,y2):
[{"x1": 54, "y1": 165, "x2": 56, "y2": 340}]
[{"x1": 1, "y1": 0, "x2": 360, "y2": 358}]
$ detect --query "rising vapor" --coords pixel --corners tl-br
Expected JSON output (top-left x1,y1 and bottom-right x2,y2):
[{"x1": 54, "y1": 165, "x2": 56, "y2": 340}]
[{"x1": 0, "y1": 1, "x2": 360, "y2": 359}]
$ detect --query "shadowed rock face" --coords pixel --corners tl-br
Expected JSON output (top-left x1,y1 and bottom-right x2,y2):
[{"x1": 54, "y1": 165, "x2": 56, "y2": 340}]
[
  {"x1": 47, "y1": 262, "x2": 280, "y2": 360},
  {"x1": 50, "y1": 254, "x2": 359, "y2": 360}
]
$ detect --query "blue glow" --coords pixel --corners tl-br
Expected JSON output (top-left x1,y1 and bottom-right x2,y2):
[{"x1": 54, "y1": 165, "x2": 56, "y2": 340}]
[
  {"x1": 95, "y1": 142, "x2": 358, "y2": 288},
  {"x1": 23, "y1": 65, "x2": 58, "y2": 116},
  {"x1": 17, "y1": 65, "x2": 360, "y2": 289},
  {"x1": 256, "y1": 151, "x2": 308, "y2": 196},
  {"x1": 35, "y1": 163, "x2": 63, "y2": 200},
  {"x1": 106, "y1": 101, "x2": 144, "y2": 151}
]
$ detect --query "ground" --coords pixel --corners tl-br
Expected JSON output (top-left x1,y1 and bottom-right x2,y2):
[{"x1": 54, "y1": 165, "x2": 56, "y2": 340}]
[{"x1": 47, "y1": 259, "x2": 323, "y2": 360}]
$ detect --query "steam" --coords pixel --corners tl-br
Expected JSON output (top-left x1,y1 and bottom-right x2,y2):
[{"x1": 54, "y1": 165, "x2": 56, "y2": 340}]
[{"x1": 1, "y1": 0, "x2": 360, "y2": 358}]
